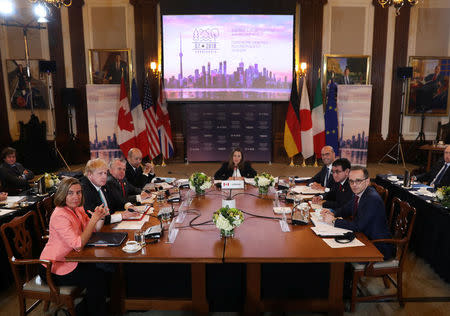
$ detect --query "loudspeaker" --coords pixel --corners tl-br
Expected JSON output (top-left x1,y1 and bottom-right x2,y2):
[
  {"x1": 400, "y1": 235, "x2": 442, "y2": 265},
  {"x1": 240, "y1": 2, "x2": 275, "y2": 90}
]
[
  {"x1": 39, "y1": 60, "x2": 56, "y2": 73},
  {"x1": 397, "y1": 67, "x2": 413, "y2": 79},
  {"x1": 61, "y1": 88, "x2": 80, "y2": 107}
]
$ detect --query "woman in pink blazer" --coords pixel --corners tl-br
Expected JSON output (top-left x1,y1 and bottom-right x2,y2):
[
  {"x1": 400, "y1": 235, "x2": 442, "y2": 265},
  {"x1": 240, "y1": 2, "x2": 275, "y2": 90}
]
[{"x1": 39, "y1": 177, "x2": 107, "y2": 316}]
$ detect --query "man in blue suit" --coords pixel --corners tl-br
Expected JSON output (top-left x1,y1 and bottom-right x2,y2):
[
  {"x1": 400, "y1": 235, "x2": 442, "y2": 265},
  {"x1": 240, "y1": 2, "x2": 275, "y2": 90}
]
[{"x1": 322, "y1": 166, "x2": 395, "y2": 259}]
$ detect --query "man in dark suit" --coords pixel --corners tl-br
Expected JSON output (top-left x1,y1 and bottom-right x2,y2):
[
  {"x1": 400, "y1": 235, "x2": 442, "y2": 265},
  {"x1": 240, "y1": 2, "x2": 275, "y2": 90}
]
[
  {"x1": 125, "y1": 148, "x2": 155, "y2": 189},
  {"x1": 416, "y1": 145, "x2": 450, "y2": 188},
  {"x1": 105, "y1": 54, "x2": 128, "y2": 84},
  {"x1": 321, "y1": 166, "x2": 395, "y2": 259},
  {"x1": 106, "y1": 158, "x2": 151, "y2": 211},
  {"x1": 338, "y1": 67, "x2": 353, "y2": 85},
  {"x1": 0, "y1": 147, "x2": 34, "y2": 194},
  {"x1": 81, "y1": 158, "x2": 133, "y2": 225},
  {"x1": 312, "y1": 158, "x2": 353, "y2": 210},
  {"x1": 308, "y1": 145, "x2": 336, "y2": 190}
]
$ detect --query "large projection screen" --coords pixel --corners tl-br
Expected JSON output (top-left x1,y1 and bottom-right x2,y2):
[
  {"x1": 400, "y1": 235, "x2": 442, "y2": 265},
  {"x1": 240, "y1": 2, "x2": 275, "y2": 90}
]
[{"x1": 162, "y1": 15, "x2": 294, "y2": 102}]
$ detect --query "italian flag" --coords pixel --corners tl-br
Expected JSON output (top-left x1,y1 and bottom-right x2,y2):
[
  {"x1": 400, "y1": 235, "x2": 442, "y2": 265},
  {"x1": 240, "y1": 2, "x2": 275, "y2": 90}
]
[
  {"x1": 299, "y1": 78, "x2": 314, "y2": 159},
  {"x1": 312, "y1": 79, "x2": 326, "y2": 158}
]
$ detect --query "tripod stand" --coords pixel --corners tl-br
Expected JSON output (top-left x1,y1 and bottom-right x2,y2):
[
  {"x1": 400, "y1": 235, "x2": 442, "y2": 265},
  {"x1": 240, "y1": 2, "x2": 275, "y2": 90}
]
[
  {"x1": 379, "y1": 78, "x2": 407, "y2": 169},
  {"x1": 45, "y1": 72, "x2": 71, "y2": 171}
]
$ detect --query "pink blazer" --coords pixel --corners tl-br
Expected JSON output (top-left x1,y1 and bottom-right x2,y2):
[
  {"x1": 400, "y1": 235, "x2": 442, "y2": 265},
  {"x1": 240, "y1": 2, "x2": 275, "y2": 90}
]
[{"x1": 40, "y1": 206, "x2": 91, "y2": 275}]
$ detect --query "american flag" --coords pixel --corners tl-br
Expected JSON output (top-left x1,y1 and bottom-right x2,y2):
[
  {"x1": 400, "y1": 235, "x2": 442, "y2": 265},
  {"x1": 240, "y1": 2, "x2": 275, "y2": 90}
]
[
  {"x1": 156, "y1": 77, "x2": 174, "y2": 159},
  {"x1": 142, "y1": 77, "x2": 161, "y2": 159}
]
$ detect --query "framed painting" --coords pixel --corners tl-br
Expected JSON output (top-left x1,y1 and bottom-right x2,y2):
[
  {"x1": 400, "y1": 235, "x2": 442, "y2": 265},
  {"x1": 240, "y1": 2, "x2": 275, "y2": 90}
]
[
  {"x1": 88, "y1": 49, "x2": 132, "y2": 91},
  {"x1": 406, "y1": 56, "x2": 450, "y2": 116},
  {"x1": 322, "y1": 54, "x2": 371, "y2": 90},
  {"x1": 6, "y1": 59, "x2": 48, "y2": 109}
]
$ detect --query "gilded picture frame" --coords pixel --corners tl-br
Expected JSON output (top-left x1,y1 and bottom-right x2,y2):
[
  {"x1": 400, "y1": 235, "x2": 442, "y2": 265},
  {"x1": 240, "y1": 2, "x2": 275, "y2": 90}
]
[
  {"x1": 406, "y1": 56, "x2": 450, "y2": 116},
  {"x1": 88, "y1": 49, "x2": 132, "y2": 92},
  {"x1": 322, "y1": 54, "x2": 371, "y2": 91}
]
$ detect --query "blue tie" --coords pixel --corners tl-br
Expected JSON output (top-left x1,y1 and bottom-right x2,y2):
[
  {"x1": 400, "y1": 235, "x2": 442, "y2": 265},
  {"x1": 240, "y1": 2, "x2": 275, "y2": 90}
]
[
  {"x1": 98, "y1": 189, "x2": 107, "y2": 207},
  {"x1": 432, "y1": 164, "x2": 449, "y2": 187}
]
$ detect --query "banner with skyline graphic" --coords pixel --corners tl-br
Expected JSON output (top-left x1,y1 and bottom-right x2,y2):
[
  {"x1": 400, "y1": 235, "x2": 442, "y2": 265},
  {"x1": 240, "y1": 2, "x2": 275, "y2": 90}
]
[{"x1": 162, "y1": 15, "x2": 293, "y2": 101}]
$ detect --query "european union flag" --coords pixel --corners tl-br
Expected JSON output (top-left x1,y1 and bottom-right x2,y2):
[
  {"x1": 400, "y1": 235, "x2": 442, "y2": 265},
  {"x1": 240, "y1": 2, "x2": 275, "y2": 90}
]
[{"x1": 324, "y1": 80, "x2": 339, "y2": 154}]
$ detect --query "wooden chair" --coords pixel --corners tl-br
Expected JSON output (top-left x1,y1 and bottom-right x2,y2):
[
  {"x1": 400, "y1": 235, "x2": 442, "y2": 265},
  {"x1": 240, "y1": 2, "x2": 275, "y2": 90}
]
[
  {"x1": 350, "y1": 197, "x2": 416, "y2": 312},
  {"x1": 371, "y1": 182, "x2": 389, "y2": 207},
  {"x1": 36, "y1": 194, "x2": 54, "y2": 235},
  {"x1": 0, "y1": 211, "x2": 83, "y2": 316},
  {"x1": 436, "y1": 121, "x2": 450, "y2": 143}
]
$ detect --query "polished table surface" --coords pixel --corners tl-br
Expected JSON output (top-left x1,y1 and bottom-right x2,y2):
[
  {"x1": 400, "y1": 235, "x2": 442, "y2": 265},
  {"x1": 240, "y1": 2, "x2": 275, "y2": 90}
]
[{"x1": 65, "y1": 186, "x2": 383, "y2": 316}]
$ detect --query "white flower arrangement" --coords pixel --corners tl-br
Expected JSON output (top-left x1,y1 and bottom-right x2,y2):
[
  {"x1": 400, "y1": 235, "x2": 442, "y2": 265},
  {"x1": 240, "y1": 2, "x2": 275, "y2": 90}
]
[
  {"x1": 212, "y1": 206, "x2": 244, "y2": 235},
  {"x1": 254, "y1": 172, "x2": 275, "y2": 188},
  {"x1": 189, "y1": 172, "x2": 212, "y2": 194}
]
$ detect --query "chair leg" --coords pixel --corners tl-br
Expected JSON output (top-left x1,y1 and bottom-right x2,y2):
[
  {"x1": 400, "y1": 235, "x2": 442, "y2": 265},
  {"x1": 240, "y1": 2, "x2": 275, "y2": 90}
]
[
  {"x1": 382, "y1": 275, "x2": 390, "y2": 288},
  {"x1": 43, "y1": 300, "x2": 50, "y2": 312},
  {"x1": 66, "y1": 298, "x2": 77, "y2": 316},
  {"x1": 397, "y1": 272, "x2": 404, "y2": 307},
  {"x1": 350, "y1": 272, "x2": 360, "y2": 313},
  {"x1": 18, "y1": 295, "x2": 26, "y2": 316}
]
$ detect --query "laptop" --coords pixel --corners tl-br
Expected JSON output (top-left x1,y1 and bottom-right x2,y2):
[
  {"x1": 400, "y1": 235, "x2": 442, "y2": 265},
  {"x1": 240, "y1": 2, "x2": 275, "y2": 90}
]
[{"x1": 86, "y1": 232, "x2": 128, "y2": 247}]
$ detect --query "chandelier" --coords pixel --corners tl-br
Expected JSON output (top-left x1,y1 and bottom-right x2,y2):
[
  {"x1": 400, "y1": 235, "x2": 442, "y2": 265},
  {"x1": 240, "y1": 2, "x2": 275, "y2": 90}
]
[
  {"x1": 29, "y1": 0, "x2": 72, "y2": 8},
  {"x1": 378, "y1": 0, "x2": 419, "y2": 15}
]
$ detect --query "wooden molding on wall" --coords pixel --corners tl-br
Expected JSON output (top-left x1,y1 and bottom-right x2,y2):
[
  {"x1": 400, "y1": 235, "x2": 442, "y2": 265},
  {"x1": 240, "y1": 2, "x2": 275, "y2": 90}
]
[
  {"x1": 367, "y1": 0, "x2": 389, "y2": 161},
  {"x1": 68, "y1": 0, "x2": 90, "y2": 162},
  {"x1": 387, "y1": 6, "x2": 410, "y2": 143},
  {"x1": 0, "y1": 43, "x2": 12, "y2": 146},
  {"x1": 47, "y1": 7, "x2": 69, "y2": 147}
]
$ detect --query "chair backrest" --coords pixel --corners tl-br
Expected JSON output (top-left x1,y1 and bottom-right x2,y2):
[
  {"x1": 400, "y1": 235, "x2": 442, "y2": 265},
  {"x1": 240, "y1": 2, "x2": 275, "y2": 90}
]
[
  {"x1": 388, "y1": 197, "x2": 417, "y2": 267},
  {"x1": 0, "y1": 211, "x2": 44, "y2": 287},
  {"x1": 436, "y1": 121, "x2": 450, "y2": 143},
  {"x1": 36, "y1": 194, "x2": 55, "y2": 233},
  {"x1": 371, "y1": 182, "x2": 389, "y2": 207}
]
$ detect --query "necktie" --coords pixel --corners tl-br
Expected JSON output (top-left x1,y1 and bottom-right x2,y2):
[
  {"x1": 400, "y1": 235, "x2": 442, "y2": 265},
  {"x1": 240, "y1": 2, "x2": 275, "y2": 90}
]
[
  {"x1": 339, "y1": 184, "x2": 343, "y2": 192},
  {"x1": 120, "y1": 180, "x2": 126, "y2": 198},
  {"x1": 431, "y1": 163, "x2": 449, "y2": 187},
  {"x1": 324, "y1": 168, "x2": 330, "y2": 187},
  {"x1": 352, "y1": 196, "x2": 359, "y2": 219},
  {"x1": 98, "y1": 189, "x2": 108, "y2": 208}
]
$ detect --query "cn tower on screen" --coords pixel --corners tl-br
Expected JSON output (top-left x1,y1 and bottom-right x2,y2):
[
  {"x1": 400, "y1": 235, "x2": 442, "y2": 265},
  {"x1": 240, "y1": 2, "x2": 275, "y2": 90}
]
[{"x1": 179, "y1": 34, "x2": 183, "y2": 84}]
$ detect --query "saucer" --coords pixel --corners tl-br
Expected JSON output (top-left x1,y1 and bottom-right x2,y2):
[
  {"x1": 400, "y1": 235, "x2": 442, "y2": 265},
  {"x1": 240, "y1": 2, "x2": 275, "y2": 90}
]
[{"x1": 122, "y1": 244, "x2": 142, "y2": 253}]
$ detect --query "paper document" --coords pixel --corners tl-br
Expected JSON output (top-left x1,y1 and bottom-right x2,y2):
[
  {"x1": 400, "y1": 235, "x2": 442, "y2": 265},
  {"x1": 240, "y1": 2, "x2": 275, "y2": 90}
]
[
  {"x1": 153, "y1": 177, "x2": 175, "y2": 183},
  {"x1": 311, "y1": 226, "x2": 352, "y2": 237},
  {"x1": 244, "y1": 178, "x2": 256, "y2": 186},
  {"x1": 141, "y1": 196, "x2": 155, "y2": 204},
  {"x1": 6, "y1": 196, "x2": 25, "y2": 203},
  {"x1": 292, "y1": 186, "x2": 325, "y2": 194},
  {"x1": 131, "y1": 205, "x2": 151, "y2": 214},
  {"x1": 322, "y1": 238, "x2": 365, "y2": 248},
  {"x1": 273, "y1": 207, "x2": 292, "y2": 214},
  {"x1": 113, "y1": 216, "x2": 148, "y2": 230},
  {"x1": 0, "y1": 209, "x2": 17, "y2": 216}
]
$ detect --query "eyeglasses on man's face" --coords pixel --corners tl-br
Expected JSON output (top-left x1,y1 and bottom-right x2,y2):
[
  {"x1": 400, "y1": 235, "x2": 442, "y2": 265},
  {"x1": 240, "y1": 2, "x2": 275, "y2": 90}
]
[
  {"x1": 349, "y1": 178, "x2": 367, "y2": 185},
  {"x1": 331, "y1": 169, "x2": 344, "y2": 175}
]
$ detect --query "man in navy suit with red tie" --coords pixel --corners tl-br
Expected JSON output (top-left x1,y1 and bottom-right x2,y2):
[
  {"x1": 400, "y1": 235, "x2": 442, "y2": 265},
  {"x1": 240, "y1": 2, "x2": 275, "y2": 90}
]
[
  {"x1": 321, "y1": 166, "x2": 394, "y2": 259},
  {"x1": 312, "y1": 158, "x2": 353, "y2": 210},
  {"x1": 416, "y1": 145, "x2": 450, "y2": 188}
]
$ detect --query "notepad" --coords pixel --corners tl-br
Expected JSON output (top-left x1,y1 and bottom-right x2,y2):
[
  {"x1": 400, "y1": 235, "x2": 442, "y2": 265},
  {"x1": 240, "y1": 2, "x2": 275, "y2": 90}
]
[
  {"x1": 321, "y1": 238, "x2": 365, "y2": 248},
  {"x1": 113, "y1": 216, "x2": 148, "y2": 230},
  {"x1": 291, "y1": 186, "x2": 325, "y2": 194},
  {"x1": 0, "y1": 209, "x2": 17, "y2": 216}
]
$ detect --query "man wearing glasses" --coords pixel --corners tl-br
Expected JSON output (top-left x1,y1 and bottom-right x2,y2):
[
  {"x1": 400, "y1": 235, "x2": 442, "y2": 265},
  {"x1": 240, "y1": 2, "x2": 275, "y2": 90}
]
[
  {"x1": 321, "y1": 166, "x2": 394, "y2": 259},
  {"x1": 312, "y1": 158, "x2": 352, "y2": 209},
  {"x1": 308, "y1": 146, "x2": 336, "y2": 190}
]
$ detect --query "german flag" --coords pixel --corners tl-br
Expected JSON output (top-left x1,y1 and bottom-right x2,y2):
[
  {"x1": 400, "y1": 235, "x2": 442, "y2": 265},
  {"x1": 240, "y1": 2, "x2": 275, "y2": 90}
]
[{"x1": 284, "y1": 76, "x2": 302, "y2": 157}]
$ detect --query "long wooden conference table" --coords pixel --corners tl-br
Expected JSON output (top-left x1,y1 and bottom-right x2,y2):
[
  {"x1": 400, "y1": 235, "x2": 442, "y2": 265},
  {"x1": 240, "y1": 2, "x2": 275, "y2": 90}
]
[{"x1": 66, "y1": 186, "x2": 383, "y2": 316}]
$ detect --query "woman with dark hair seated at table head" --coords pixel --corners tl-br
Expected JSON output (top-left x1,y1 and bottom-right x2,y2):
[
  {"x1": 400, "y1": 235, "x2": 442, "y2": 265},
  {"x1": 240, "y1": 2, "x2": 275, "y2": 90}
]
[
  {"x1": 214, "y1": 148, "x2": 257, "y2": 180},
  {"x1": 39, "y1": 177, "x2": 108, "y2": 316}
]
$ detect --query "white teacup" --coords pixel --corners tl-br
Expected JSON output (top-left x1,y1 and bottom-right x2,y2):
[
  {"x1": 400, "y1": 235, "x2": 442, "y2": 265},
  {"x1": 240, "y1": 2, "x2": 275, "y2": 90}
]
[{"x1": 125, "y1": 240, "x2": 140, "y2": 250}]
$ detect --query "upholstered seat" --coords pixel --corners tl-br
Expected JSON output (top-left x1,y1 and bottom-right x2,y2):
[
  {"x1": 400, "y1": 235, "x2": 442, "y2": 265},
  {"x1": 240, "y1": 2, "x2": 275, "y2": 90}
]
[{"x1": 350, "y1": 197, "x2": 416, "y2": 312}]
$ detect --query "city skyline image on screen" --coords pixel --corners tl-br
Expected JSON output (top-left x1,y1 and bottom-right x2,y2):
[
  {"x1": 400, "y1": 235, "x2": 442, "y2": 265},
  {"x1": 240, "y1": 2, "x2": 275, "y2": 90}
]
[{"x1": 162, "y1": 15, "x2": 294, "y2": 101}]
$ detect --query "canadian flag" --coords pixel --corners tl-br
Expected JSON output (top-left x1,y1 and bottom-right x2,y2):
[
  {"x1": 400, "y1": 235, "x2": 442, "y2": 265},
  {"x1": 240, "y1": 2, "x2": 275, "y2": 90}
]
[{"x1": 117, "y1": 77, "x2": 137, "y2": 158}]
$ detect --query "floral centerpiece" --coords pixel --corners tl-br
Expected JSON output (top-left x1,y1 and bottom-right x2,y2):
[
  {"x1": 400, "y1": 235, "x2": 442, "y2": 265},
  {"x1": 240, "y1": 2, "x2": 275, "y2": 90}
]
[
  {"x1": 189, "y1": 172, "x2": 212, "y2": 195},
  {"x1": 44, "y1": 173, "x2": 60, "y2": 189},
  {"x1": 436, "y1": 186, "x2": 450, "y2": 207},
  {"x1": 212, "y1": 206, "x2": 244, "y2": 237},
  {"x1": 254, "y1": 172, "x2": 275, "y2": 195}
]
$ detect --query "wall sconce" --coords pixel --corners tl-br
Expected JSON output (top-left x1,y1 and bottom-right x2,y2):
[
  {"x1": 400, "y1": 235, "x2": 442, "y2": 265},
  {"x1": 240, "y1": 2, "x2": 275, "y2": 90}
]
[
  {"x1": 297, "y1": 62, "x2": 307, "y2": 77},
  {"x1": 149, "y1": 61, "x2": 161, "y2": 79}
]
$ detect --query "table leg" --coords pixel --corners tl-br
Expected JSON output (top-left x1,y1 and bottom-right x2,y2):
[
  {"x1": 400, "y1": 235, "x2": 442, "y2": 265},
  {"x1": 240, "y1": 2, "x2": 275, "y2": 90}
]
[
  {"x1": 328, "y1": 262, "x2": 345, "y2": 316},
  {"x1": 191, "y1": 263, "x2": 208, "y2": 316},
  {"x1": 244, "y1": 263, "x2": 261, "y2": 316}
]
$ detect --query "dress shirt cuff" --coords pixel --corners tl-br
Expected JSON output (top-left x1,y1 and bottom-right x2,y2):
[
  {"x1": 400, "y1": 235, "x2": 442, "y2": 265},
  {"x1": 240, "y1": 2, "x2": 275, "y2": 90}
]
[
  {"x1": 136, "y1": 195, "x2": 142, "y2": 202},
  {"x1": 110, "y1": 213, "x2": 122, "y2": 223},
  {"x1": 124, "y1": 202, "x2": 133, "y2": 209}
]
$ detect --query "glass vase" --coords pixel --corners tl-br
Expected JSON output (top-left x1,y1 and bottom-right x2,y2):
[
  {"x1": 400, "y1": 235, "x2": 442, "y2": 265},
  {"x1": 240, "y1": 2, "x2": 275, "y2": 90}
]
[
  {"x1": 220, "y1": 228, "x2": 235, "y2": 238},
  {"x1": 258, "y1": 186, "x2": 269, "y2": 195},
  {"x1": 195, "y1": 188, "x2": 205, "y2": 196}
]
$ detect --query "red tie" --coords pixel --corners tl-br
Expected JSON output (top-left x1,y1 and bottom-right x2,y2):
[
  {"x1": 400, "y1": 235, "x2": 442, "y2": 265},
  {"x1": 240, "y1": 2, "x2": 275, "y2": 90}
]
[
  {"x1": 120, "y1": 180, "x2": 126, "y2": 197},
  {"x1": 353, "y1": 196, "x2": 359, "y2": 218},
  {"x1": 339, "y1": 184, "x2": 343, "y2": 192}
]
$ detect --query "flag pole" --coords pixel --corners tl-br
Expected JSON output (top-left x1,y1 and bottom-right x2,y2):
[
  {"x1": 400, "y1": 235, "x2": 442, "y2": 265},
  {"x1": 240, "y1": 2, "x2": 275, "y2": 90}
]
[
  {"x1": 313, "y1": 157, "x2": 318, "y2": 167},
  {"x1": 302, "y1": 156, "x2": 306, "y2": 167},
  {"x1": 289, "y1": 157, "x2": 294, "y2": 167},
  {"x1": 161, "y1": 157, "x2": 166, "y2": 167}
]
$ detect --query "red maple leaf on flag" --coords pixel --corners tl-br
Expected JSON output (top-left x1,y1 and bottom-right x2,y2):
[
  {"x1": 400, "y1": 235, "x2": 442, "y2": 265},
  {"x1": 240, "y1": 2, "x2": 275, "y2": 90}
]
[{"x1": 117, "y1": 106, "x2": 134, "y2": 132}]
